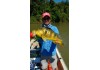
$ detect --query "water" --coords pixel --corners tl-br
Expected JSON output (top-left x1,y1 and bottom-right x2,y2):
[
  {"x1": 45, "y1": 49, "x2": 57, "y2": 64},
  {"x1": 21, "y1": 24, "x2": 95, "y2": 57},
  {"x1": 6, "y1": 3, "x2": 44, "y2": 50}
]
[{"x1": 30, "y1": 22, "x2": 69, "y2": 69}]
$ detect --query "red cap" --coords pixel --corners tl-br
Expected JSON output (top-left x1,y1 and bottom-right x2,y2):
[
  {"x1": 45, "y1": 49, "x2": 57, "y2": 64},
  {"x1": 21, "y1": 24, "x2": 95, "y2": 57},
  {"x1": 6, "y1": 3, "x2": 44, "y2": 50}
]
[{"x1": 42, "y1": 12, "x2": 50, "y2": 18}]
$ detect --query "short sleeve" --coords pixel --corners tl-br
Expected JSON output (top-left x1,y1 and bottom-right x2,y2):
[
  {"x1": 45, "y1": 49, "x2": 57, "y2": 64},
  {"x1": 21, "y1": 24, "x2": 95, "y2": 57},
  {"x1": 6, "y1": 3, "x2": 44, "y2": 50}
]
[{"x1": 52, "y1": 26, "x2": 59, "y2": 34}]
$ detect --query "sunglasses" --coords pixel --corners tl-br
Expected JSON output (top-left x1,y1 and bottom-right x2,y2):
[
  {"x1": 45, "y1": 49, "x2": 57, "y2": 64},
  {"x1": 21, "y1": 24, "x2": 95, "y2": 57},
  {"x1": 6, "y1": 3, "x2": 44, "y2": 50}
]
[{"x1": 42, "y1": 16, "x2": 50, "y2": 20}]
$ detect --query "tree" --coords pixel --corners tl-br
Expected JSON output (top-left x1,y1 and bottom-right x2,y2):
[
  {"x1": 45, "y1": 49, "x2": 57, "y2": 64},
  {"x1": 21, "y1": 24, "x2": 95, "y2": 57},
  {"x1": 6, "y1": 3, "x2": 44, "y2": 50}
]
[{"x1": 30, "y1": 0, "x2": 69, "y2": 23}]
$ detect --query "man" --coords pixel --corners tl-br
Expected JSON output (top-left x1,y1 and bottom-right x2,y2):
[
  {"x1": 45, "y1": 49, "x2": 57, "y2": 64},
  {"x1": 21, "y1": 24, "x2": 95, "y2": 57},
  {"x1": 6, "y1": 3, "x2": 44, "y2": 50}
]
[
  {"x1": 39, "y1": 12, "x2": 59, "y2": 70},
  {"x1": 30, "y1": 12, "x2": 59, "y2": 70}
]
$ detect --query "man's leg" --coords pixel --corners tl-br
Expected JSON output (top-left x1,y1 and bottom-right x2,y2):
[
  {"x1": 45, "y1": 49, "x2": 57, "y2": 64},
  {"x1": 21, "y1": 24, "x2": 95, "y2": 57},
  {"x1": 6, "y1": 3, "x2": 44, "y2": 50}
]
[
  {"x1": 41, "y1": 56, "x2": 48, "y2": 70},
  {"x1": 50, "y1": 55, "x2": 58, "y2": 70},
  {"x1": 55, "y1": 67, "x2": 58, "y2": 70}
]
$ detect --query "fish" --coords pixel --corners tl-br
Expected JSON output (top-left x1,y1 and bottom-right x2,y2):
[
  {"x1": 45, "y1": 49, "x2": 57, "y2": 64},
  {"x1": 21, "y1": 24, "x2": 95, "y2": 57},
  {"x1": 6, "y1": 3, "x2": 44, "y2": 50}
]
[{"x1": 32, "y1": 28, "x2": 64, "y2": 47}]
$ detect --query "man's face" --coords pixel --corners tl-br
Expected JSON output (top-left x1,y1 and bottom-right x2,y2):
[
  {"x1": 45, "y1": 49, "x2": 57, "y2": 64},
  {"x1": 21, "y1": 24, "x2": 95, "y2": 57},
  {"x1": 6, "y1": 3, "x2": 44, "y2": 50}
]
[{"x1": 42, "y1": 16, "x2": 50, "y2": 25}]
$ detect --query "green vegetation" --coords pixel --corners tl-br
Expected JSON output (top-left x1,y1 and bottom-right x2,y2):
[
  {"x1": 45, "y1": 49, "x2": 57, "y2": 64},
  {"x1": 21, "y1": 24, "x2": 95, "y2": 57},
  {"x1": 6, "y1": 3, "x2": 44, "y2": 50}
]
[{"x1": 30, "y1": 0, "x2": 69, "y2": 24}]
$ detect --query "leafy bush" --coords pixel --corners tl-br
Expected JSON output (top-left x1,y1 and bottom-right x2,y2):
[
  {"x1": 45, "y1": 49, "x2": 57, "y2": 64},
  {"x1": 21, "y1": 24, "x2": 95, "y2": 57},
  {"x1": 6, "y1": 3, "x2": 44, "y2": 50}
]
[{"x1": 30, "y1": 0, "x2": 69, "y2": 23}]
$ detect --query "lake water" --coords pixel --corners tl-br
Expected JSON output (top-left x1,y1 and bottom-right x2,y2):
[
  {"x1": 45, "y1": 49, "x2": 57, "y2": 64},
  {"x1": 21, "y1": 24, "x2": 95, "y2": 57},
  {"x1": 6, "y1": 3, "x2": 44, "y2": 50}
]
[{"x1": 30, "y1": 21, "x2": 69, "y2": 69}]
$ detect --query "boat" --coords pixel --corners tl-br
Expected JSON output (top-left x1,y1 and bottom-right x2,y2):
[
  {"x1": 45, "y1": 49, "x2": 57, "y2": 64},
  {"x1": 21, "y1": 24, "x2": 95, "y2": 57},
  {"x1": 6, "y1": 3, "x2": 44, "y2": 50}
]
[{"x1": 30, "y1": 39, "x2": 68, "y2": 70}]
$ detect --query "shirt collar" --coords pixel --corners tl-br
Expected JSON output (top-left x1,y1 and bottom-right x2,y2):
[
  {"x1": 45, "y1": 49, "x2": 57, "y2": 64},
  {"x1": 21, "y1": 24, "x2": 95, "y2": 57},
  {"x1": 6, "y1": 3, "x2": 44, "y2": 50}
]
[
  {"x1": 48, "y1": 24, "x2": 52, "y2": 28},
  {"x1": 42, "y1": 23, "x2": 52, "y2": 28}
]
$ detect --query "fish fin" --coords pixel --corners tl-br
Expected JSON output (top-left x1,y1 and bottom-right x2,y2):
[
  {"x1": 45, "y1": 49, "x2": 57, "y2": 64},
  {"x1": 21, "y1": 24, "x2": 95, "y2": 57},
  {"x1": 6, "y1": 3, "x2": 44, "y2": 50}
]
[{"x1": 59, "y1": 43, "x2": 64, "y2": 47}]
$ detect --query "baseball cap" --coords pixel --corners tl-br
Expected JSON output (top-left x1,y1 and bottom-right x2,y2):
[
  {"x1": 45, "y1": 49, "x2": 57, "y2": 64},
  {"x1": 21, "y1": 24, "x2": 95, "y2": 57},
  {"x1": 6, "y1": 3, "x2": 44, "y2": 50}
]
[{"x1": 42, "y1": 12, "x2": 50, "y2": 18}]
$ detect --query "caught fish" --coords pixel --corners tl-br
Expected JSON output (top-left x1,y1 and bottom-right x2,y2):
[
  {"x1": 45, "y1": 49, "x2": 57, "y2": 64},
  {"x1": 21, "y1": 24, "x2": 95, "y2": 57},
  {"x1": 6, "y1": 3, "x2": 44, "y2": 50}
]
[{"x1": 32, "y1": 28, "x2": 64, "y2": 47}]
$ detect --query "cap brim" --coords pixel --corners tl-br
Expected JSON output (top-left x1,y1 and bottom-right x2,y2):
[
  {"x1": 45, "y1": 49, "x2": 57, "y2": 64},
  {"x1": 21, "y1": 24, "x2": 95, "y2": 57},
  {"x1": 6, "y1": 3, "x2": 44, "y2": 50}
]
[{"x1": 43, "y1": 15, "x2": 50, "y2": 18}]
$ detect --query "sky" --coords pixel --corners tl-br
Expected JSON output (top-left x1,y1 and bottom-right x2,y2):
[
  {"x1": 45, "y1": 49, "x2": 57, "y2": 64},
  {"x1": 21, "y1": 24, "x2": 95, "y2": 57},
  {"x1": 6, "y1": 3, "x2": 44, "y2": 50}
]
[
  {"x1": 54, "y1": 0, "x2": 62, "y2": 3},
  {"x1": 54, "y1": 0, "x2": 68, "y2": 3}
]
